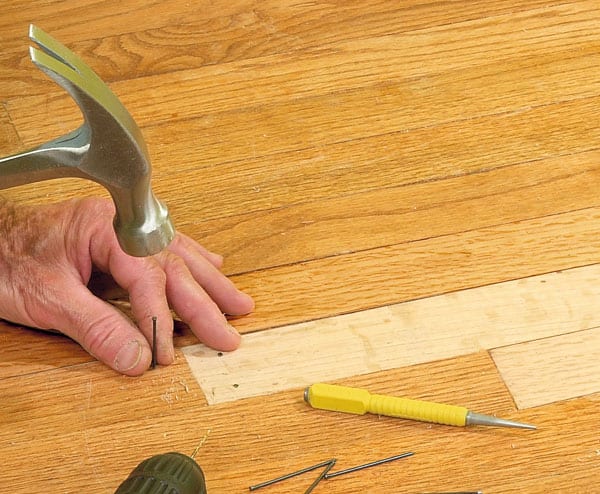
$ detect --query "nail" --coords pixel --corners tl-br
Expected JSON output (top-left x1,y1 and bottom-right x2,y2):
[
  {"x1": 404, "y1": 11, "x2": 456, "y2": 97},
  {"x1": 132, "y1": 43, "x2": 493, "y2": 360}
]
[
  {"x1": 151, "y1": 316, "x2": 157, "y2": 369},
  {"x1": 114, "y1": 340, "x2": 142, "y2": 372},
  {"x1": 249, "y1": 459, "x2": 336, "y2": 491},
  {"x1": 324, "y1": 452, "x2": 414, "y2": 479},
  {"x1": 304, "y1": 459, "x2": 336, "y2": 494}
]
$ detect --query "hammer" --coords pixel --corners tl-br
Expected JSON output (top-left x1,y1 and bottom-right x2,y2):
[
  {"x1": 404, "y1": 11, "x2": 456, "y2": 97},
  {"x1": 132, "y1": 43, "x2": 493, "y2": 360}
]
[{"x1": 0, "y1": 25, "x2": 175, "y2": 257}]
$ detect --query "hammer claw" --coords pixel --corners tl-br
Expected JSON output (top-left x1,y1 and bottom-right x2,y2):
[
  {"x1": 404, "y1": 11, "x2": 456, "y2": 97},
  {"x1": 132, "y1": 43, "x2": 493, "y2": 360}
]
[{"x1": 29, "y1": 24, "x2": 85, "y2": 78}]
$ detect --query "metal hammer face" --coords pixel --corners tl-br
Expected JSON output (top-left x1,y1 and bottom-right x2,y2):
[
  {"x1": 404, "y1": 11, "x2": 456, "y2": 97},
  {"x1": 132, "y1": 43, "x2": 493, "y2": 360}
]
[{"x1": 0, "y1": 25, "x2": 175, "y2": 257}]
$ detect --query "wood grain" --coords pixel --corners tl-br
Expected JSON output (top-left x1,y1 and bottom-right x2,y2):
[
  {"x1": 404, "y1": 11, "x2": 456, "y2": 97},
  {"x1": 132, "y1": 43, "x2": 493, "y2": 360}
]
[
  {"x1": 8, "y1": 3, "x2": 600, "y2": 148},
  {"x1": 189, "y1": 150, "x2": 600, "y2": 274},
  {"x1": 0, "y1": 1, "x2": 576, "y2": 96},
  {"x1": 0, "y1": 103, "x2": 20, "y2": 154},
  {"x1": 1, "y1": 1, "x2": 600, "y2": 493},
  {"x1": 1, "y1": 352, "x2": 598, "y2": 493},
  {"x1": 226, "y1": 207, "x2": 600, "y2": 333},
  {"x1": 492, "y1": 328, "x2": 600, "y2": 409}
]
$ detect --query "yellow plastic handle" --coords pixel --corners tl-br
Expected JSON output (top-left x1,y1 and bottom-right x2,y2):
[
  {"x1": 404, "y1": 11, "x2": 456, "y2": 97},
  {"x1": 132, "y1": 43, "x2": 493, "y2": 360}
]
[
  {"x1": 306, "y1": 383, "x2": 468, "y2": 427},
  {"x1": 368, "y1": 393, "x2": 468, "y2": 426}
]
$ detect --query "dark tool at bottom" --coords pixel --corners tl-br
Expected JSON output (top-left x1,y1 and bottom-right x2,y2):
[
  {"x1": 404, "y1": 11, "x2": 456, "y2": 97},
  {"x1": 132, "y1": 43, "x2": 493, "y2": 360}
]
[{"x1": 114, "y1": 452, "x2": 207, "y2": 494}]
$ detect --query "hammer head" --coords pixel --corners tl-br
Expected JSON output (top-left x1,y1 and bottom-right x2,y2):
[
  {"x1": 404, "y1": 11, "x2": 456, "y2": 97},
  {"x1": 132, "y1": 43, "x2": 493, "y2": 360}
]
[{"x1": 28, "y1": 25, "x2": 175, "y2": 257}]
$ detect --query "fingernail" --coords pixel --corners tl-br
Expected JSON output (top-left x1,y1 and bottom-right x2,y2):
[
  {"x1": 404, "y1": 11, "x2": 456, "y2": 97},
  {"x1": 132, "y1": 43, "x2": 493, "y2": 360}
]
[
  {"x1": 227, "y1": 323, "x2": 240, "y2": 336},
  {"x1": 164, "y1": 344, "x2": 176, "y2": 363},
  {"x1": 114, "y1": 340, "x2": 143, "y2": 372}
]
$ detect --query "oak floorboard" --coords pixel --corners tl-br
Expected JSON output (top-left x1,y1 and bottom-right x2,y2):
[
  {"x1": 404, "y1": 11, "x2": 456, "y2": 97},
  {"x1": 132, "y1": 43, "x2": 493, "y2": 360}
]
[
  {"x1": 227, "y1": 207, "x2": 600, "y2": 332},
  {"x1": 0, "y1": 104, "x2": 20, "y2": 153},
  {"x1": 0, "y1": 1, "x2": 574, "y2": 96},
  {"x1": 1, "y1": 352, "x2": 598, "y2": 493},
  {"x1": 186, "y1": 151, "x2": 600, "y2": 274},
  {"x1": 5, "y1": 96, "x2": 600, "y2": 228},
  {"x1": 8, "y1": 5, "x2": 600, "y2": 148}
]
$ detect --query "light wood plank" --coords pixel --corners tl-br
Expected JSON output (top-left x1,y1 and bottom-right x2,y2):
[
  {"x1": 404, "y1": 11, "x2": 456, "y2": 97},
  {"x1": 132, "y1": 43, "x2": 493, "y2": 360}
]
[
  {"x1": 183, "y1": 265, "x2": 600, "y2": 404},
  {"x1": 492, "y1": 329, "x2": 600, "y2": 409}
]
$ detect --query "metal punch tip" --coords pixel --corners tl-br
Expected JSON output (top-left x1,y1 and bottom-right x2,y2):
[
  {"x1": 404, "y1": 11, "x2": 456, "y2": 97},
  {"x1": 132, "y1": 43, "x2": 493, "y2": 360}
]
[{"x1": 466, "y1": 412, "x2": 536, "y2": 430}]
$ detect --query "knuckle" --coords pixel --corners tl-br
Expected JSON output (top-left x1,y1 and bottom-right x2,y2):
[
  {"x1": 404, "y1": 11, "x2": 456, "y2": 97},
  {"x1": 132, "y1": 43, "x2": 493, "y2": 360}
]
[
  {"x1": 143, "y1": 260, "x2": 168, "y2": 285},
  {"x1": 161, "y1": 251, "x2": 190, "y2": 278}
]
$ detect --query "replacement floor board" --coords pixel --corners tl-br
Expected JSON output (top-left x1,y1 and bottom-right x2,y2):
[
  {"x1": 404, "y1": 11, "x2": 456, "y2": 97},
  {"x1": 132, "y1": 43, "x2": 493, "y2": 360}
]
[
  {"x1": 491, "y1": 328, "x2": 600, "y2": 409},
  {"x1": 183, "y1": 264, "x2": 600, "y2": 404}
]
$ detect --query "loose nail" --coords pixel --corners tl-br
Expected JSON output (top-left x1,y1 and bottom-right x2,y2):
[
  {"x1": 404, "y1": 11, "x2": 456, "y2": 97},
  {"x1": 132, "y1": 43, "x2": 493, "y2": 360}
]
[{"x1": 151, "y1": 316, "x2": 157, "y2": 369}]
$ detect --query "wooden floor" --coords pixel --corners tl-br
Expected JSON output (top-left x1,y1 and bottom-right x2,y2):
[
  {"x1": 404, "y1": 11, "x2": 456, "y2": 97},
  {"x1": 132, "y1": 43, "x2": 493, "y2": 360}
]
[{"x1": 1, "y1": 1, "x2": 600, "y2": 492}]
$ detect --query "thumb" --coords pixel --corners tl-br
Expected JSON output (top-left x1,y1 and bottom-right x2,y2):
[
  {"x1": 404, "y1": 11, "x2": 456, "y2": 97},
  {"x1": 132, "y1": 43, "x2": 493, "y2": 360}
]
[{"x1": 47, "y1": 285, "x2": 152, "y2": 376}]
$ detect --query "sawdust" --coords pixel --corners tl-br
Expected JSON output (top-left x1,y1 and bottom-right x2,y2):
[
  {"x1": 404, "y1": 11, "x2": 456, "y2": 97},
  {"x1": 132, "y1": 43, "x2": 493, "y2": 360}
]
[{"x1": 160, "y1": 377, "x2": 191, "y2": 406}]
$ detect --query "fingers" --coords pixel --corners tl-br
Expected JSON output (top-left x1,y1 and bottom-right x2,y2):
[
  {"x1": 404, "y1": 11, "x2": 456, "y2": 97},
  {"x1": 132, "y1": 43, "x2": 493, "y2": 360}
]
[
  {"x1": 158, "y1": 251, "x2": 242, "y2": 351},
  {"x1": 1, "y1": 196, "x2": 253, "y2": 377},
  {"x1": 95, "y1": 232, "x2": 251, "y2": 356},
  {"x1": 176, "y1": 232, "x2": 224, "y2": 269},
  {"x1": 166, "y1": 234, "x2": 255, "y2": 316}
]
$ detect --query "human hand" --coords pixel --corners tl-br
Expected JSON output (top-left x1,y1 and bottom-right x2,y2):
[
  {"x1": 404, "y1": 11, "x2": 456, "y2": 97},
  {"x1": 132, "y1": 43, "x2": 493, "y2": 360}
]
[{"x1": 0, "y1": 197, "x2": 254, "y2": 375}]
